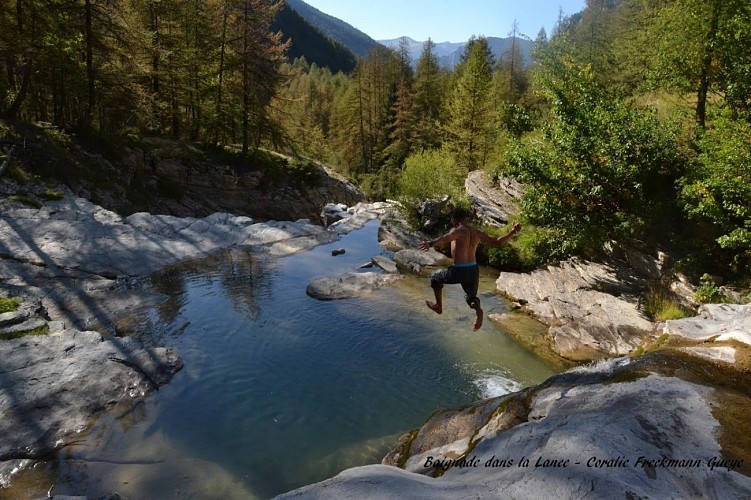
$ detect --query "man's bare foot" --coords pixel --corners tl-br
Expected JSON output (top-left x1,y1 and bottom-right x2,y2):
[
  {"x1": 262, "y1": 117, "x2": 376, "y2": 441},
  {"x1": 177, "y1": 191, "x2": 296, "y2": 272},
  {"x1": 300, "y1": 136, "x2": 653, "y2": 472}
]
[
  {"x1": 473, "y1": 307, "x2": 484, "y2": 331},
  {"x1": 425, "y1": 300, "x2": 442, "y2": 314}
]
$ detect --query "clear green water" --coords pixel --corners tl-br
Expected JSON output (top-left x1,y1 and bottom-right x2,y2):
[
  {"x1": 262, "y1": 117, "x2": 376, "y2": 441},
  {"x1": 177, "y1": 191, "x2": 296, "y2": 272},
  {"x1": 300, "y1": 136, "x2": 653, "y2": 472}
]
[{"x1": 8, "y1": 220, "x2": 557, "y2": 499}]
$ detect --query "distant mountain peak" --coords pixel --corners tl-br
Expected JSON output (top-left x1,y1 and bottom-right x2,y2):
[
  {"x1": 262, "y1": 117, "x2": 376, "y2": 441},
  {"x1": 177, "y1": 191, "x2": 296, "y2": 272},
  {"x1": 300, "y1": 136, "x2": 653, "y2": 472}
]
[{"x1": 379, "y1": 36, "x2": 533, "y2": 69}]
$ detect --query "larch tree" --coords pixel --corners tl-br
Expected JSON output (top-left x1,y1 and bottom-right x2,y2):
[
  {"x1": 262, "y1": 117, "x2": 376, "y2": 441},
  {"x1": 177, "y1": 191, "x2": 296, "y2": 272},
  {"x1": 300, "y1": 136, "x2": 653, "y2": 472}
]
[
  {"x1": 445, "y1": 36, "x2": 495, "y2": 172},
  {"x1": 411, "y1": 38, "x2": 443, "y2": 151}
]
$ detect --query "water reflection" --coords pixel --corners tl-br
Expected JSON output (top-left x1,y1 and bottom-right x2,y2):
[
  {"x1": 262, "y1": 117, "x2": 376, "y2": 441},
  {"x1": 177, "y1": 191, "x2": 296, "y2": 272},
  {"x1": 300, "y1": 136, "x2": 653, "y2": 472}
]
[{"x1": 149, "y1": 248, "x2": 273, "y2": 326}]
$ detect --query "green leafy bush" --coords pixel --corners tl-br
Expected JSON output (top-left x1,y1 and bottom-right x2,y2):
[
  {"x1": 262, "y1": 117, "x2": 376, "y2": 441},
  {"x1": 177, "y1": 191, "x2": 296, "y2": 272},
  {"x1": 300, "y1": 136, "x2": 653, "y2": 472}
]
[
  {"x1": 694, "y1": 274, "x2": 729, "y2": 304},
  {"x1": 397, "y1": 148, "x2": 465, "y2": 202},
  {"x1": 681, "y1": 114, "x2": 751, "y2": 276},
  {"x1": 397, "y1": 147, "x2": 468, "y2": 224},
  {"x1": 503, "y1": 63, "x2": 684, "y2": 260}
]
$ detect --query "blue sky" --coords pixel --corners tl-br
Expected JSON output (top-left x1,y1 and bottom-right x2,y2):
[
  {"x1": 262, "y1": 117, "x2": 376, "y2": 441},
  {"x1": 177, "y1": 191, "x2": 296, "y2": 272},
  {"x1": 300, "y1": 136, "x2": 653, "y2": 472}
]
[{"x1": 301, "y1": 0, "x2": 587, "y2": 43}]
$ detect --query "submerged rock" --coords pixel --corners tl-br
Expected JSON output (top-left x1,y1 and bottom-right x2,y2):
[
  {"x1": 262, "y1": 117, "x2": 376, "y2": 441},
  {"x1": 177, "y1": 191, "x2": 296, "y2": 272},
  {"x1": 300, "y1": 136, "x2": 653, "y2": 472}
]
[
  {"x1": 0, "y1": 329, "x2": 182, "y2": 487},
  {"x1": 306, "y1": 272, "x2": 403, "y2": 300}
]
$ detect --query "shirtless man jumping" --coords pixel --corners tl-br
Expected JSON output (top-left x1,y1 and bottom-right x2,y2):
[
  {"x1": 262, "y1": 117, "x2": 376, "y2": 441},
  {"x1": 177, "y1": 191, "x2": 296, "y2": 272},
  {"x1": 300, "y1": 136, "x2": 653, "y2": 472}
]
[{"x1": 419, "y1": 207, "x2": 521, "y2": 331}]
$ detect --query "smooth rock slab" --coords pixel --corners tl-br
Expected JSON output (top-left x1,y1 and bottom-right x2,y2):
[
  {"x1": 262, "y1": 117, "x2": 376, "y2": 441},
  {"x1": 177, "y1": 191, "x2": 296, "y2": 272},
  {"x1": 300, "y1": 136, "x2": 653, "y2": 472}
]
[
  {"x1": 664, "y1": 304, "x2": 751, "y2": 345},
  {"x1": 279, "y1": 365, "x2": 751, "y2": 499},
  {"x1": 0, "y1": 329, "x2": 182, "y2": 486},
  {"x1": 372, "y1": 256, "x2": 398, "y2": 274},
  {"x1": 683, "y1": 346, "x2": 737, "y2": 364},
  {"x1": 306, "y1": 272, "x2": 403, "y2": 300}
]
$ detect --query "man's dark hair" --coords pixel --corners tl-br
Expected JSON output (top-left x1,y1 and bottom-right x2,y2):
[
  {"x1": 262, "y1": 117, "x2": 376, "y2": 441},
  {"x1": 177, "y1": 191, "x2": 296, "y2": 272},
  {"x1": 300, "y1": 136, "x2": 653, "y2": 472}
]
[{"x1": 450, "y1": 207, "x2": 472, "y2": 222}]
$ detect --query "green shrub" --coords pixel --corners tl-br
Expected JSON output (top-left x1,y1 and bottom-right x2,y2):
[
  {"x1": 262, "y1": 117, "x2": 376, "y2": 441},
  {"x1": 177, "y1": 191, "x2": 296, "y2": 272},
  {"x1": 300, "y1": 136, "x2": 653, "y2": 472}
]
[
  {"x1": 681, "y1": 113, "x2": 751, "y2": 276},
  {"x1": 9, "y1": 193, "x2": 42, "y2": 208},
  {"x1": 287, "y1": 158, "x2": 323, "y2": 187},
  {"x1": 694, "y1": 274, "x2": 730, "y2": 304},
  {"x1": 398, "y1": 148, "x2": 465, "y2": 202},
  {"x1": 8, "y1": 164, "x2": 31, "y2": 183},
  {"x1": 503, "y1": 62, "x2": 684, "y2": 260}
]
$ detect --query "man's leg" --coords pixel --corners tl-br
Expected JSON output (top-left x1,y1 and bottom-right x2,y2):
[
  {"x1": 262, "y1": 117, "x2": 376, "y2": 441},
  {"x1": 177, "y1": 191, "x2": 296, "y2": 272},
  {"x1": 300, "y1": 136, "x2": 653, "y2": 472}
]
[
  {"x1": 426, "y1": 286, "x2": 443, "y2": 314},
  {"x1": 427, "y1": 269, "x2": 449, "y2": 314},
  {"x1": 462, "y1": 266, "x2": 482, "y2": 331},
  {"x1": 468, "y1": 297, "x2": 483, "y2": 331}
]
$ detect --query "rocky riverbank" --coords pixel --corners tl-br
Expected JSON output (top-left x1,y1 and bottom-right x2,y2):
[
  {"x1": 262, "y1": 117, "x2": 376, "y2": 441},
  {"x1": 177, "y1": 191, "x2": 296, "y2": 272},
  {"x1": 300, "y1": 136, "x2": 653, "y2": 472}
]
[
  {"x1": 280, "y1": 302, "x2": 751, "y2": 498},
  {"x1": 280, "y1": 344, "x2": 751, "y2": 499}
]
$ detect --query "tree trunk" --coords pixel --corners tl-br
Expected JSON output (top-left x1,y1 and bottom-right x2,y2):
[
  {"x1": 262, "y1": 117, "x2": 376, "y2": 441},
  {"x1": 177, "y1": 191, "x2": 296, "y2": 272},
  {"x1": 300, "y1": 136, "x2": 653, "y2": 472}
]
[
  {"x1": 84, "y1": 0, "x2": 95, "y2": 127},
  {"x1": 696, "y1": 1, "x2": 722, "y2": 130},
  {"x1": 241, "y1": 0, "x2": 250, "y2": 155}
]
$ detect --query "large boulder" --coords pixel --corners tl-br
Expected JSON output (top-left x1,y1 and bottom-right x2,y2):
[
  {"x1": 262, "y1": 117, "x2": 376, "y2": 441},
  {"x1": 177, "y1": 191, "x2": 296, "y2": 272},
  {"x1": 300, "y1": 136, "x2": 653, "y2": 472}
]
[
  {"x1": 378, "y1": 210, "x2": 422, "y2": 252},
  {"x1": 663, "y1": 303, "x2": 751, "y2": 363},
  {"x1": 664, "y1": 303, "x2": 751, "y2": 343},
  {"x1": 496, "y1": 259, "x2": 655, "y2": 361},
  {"x1": 394, "y1": 249, "x2": 453, "y2": 275}
]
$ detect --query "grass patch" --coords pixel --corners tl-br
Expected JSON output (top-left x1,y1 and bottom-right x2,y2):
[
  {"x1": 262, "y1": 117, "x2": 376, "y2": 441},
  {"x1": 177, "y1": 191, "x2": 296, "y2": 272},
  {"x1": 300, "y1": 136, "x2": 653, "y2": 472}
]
[
  {"x1": 0, "y1": 297, "x2": 21, "y2": 313},
  {"x1": 8, "y1": 164, "x2": 32, "y2": 183},
  {"x1": 0, "y1": 323, "x2": 50, "y2": 340},
  {"x1": 643, "y1": 281, "x2": 693, "y2": 321},
  {"x1": 38, "y1": 189, "x2": 64, "y2": 201},
  {"x1": 8, "y1": 193, "x2": 42, "y2": 208}
]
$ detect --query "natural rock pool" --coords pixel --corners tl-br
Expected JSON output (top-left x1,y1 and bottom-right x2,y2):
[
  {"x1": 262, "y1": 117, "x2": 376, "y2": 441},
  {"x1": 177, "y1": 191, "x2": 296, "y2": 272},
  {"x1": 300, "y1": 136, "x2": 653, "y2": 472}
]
[{"x1": 7, "y1": 220, "x2": 558, "y2": 499}]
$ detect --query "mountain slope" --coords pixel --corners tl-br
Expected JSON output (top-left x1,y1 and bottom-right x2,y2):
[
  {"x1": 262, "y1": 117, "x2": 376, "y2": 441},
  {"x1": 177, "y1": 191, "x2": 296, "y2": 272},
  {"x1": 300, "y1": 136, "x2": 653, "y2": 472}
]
[
  {"x1": 273, "y1": 2, "x2": 356, "y2": 73},
  {"x1": 286, "y1": 0, "x2": 381, "y2": 57}
]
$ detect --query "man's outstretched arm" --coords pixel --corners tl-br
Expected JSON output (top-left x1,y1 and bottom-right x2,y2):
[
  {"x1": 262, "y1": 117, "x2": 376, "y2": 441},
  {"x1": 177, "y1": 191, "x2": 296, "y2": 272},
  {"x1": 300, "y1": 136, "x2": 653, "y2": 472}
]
[
  {"x1": 480, "y1": 222, "x2": 522, "y2": 247},
  {"x1": 419, "y1": 227, "x2": 462, "y2": 251}
]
